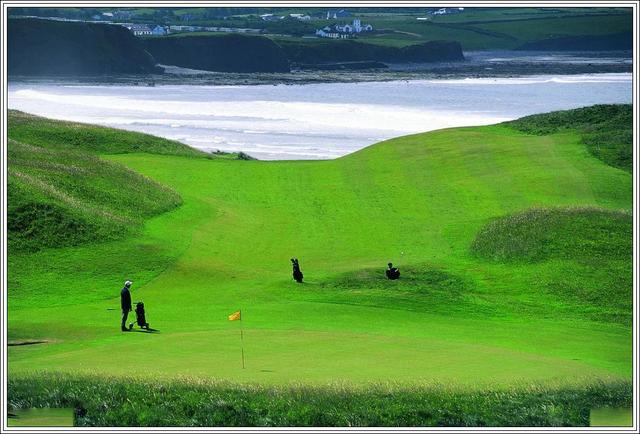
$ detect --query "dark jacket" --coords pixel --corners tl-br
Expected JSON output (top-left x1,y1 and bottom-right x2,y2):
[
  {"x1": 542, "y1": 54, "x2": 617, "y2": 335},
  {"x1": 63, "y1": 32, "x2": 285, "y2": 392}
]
[{"x1": 121, "y1": 286, "x2": 132, "y2": 311}]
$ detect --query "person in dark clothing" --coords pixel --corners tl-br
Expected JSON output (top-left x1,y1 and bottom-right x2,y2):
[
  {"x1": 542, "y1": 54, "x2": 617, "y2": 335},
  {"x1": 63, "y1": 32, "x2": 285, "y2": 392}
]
[
  {"x1": 291, "y1": 258, "x2": 304, "y2": 283},
  {"x1": 120, "y1": 280, "x2": 133, "y2": 331},
  {"x1": 386, "y1": 263, "x2": 400, "y2": 280}
]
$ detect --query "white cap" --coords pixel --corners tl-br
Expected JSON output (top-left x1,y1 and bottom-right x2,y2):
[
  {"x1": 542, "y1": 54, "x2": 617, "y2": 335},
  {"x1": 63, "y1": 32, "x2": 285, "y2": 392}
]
[{"x1": 124, "y1": 280, "x2": 132, "y2": 287}]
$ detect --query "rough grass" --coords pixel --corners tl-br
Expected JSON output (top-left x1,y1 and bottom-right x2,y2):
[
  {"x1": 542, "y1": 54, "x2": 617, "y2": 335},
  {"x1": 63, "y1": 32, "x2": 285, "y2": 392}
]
[
  {"x1": 8, "y1": 373, "x2": 632, "y2": 427},
  {"x1": 8, "y1": 110, "x2": 206, "y2": 157},
  {"x1": 471, "y1": 206, "x2": 632, "y2": 263},
  {"x1": 471, "y1": 206, "x2": 632, "y2": 324},
  {"x1": 307, "y1": 265, "x2": 475, "y2": 316},
  {"x1": 506, "y1": 104, "x2": 633, "y2": 172},
  {"x1": 8, "y1": 138, "x2": 182, "y2": 252}
]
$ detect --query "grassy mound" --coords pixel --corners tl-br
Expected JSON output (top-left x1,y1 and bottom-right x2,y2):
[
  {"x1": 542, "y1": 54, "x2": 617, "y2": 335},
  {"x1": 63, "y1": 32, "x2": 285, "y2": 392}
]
[
  {"x1": 471, "y1": 207, "x2": 632, "y2": 324},
  {"x1": 309, "y1": 265, "x2": 472, "y2": 315},
  {"x1": 8, "y1": 138, "x2": 182, "y2": 251},
  {"x1": 471, "y1": 207, "x2": 631, "y2": 263},
  {"x1": 8, "y1": 373, "x2": 631, "y2": 427},
  {"x1": 506, "y1": 104, "x2": 632, "y2": 172},
  {"x1": 8, "y1": 110, "x2": 206, "y2": 157},
  {"x1": 6, "y1": 110, "x2": 207, "y2": 252}
]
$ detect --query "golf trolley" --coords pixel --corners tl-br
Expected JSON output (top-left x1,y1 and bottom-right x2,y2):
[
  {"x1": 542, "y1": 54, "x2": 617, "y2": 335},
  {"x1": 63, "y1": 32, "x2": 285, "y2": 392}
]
[{"x1": 129, "y1": 301, "x2": 150, "y2": 330}]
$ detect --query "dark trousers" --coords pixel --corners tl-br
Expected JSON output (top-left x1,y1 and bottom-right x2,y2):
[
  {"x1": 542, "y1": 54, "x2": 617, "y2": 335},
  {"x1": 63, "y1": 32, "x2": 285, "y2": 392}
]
[{"x1": 121, "y1": 310, "x2": 130, "y2": 330}]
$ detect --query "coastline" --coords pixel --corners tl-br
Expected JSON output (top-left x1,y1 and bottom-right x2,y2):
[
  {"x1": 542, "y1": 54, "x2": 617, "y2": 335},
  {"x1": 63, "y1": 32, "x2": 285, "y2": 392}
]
[{"x1": 7, "y1": 51, "x2": 632, "y2": 87}]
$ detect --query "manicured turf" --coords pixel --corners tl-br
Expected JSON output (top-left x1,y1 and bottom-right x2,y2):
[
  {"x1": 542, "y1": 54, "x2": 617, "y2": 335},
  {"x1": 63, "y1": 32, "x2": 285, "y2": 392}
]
[{"x1": 7, "y1": 107, "x2": 633, "y2": 424}]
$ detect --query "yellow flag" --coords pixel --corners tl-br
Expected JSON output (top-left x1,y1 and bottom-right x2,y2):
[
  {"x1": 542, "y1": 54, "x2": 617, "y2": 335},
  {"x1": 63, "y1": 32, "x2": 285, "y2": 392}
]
[{"x1": 228, "y1": 310, "x2": 241, "y2": 321}]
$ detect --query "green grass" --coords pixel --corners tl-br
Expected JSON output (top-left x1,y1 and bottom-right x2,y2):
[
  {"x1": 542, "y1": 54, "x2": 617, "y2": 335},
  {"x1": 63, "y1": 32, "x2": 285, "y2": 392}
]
[
  {"x1": 143, "y1": 8, "x2": 632, "y2": 51},
  {"x1": 8, "y1": 105, "x2": 633, "y2": 425},
  {"x1": 358, "y1": 10, "x2": 632, "y2": 50},
  {"x1": 8, "y1": 373, "x2": 632, "y2": 427},
  {"x1": 7, "y1": 407, "x2": 74, "y2": 427},
  {"x1": 507, "y1": 104, "x2": 633, "y2": 172},
  {"x1": 8, "y1": 110, "x2": 206, "y2": 157},
  {"x1": 6, "y1": 111, "x2": 245, "y2": 253},
  {"x1": 590, "y1": 406, "x2": 633, "y2": 427},
  {"x1": 8, "y1": 137, "x2": 182, "y2": 251},
  {"x1": 471, "y1": 206, "x2": 632, "y2": 263}
]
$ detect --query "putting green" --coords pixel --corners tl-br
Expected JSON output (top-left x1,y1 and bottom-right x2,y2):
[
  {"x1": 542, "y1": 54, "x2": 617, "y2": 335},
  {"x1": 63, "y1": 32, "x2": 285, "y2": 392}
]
[{"x1": 8, "y1": 124, "x2": 632, "y2": 386}]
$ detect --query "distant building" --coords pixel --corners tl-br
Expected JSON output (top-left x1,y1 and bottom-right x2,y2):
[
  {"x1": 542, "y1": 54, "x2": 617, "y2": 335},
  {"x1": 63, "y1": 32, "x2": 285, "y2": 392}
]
[
  {"x1": 315, "y1": 18, "x2": 372, "y2": 37},
  {"x1": 125, "y1": 24, "x2": 152, "y2": 36},
  {"x1": 260, "y1": 13, "x2": 284, "y2": 21},
  {"x1": 430, "y1": 7, "x2": 465, "y2": 15},
  {"x1": 326, "y1": 9, "x2": 350, "y2": 19},
  {"x1": 289, "y1": 13, "x2": 311, "y2": 21}
]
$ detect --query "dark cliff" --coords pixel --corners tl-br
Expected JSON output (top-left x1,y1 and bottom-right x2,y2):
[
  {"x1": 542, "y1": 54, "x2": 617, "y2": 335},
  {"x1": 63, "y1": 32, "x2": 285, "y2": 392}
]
[
  {"x1": 145, "y1": 34, "x2": 291, "y2": 73},
  {"x1": 278, "y1": 39, "x2": 465, "y2": 65},
  {"x1": 8, "y1": 18, "x2": 160, "y2": 76}
]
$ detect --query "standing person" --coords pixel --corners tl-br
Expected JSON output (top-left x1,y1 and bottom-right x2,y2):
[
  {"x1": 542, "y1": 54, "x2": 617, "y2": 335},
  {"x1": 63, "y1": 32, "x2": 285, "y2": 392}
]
[
  {"x1": 120, "y1": 280, "x2": 133, "y2": 332},
  {"x1": 291, "y1": 258, "x2": 304, "y2": 283},
  {"x1": 386, "y1": 263, "x2": 400, "y2": 280}
]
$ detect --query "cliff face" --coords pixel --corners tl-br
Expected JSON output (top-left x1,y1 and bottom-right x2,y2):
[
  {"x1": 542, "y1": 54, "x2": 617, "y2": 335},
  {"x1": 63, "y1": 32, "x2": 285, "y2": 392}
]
[
  {"x1": 400, "y1": 40, "x2": 465, "y2": 62},
  {"x1": 8, "y1": 18, "x2": 160, "y2": 76},
  {"x1": 145, "y1": 34, "x2": 291, "y2": 73},
  {"x1": 278, "y1": 39, "x2": 465, "y2": 65}
]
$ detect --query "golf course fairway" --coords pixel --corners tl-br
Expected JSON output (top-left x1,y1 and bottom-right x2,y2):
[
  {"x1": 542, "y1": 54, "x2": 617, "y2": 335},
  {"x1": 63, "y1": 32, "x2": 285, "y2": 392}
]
[{"x1": 7, "y1": 106, "x2": 633, "y2": 425}]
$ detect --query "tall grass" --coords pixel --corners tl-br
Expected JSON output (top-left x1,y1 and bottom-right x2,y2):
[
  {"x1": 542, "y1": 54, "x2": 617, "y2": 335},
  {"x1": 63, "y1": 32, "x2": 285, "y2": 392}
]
[
  {"x1": 8, "y1": 110, "x2": 205, "y2": 157},
  {"x1": 470, "y1": 206, "x2": 631, "y2": 263},
  {"x1": 8, "y1": 373, "x2": 631, "y2": 427},
  {"x1": 8, "y1": 138, "x2": 182, "y2": 252},
  {"x1": 506, "y1": 104, "x2": 633, "y2": 172},
  {"x1": 471, "y1": 206, "x2": 632, "y2": 324}
]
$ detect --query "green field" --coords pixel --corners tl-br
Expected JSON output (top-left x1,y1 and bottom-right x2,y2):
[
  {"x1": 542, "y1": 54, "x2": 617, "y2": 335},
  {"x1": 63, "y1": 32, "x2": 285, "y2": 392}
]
[{"x1": 7, "y1": 105, "x2": 633, "y2": 426}]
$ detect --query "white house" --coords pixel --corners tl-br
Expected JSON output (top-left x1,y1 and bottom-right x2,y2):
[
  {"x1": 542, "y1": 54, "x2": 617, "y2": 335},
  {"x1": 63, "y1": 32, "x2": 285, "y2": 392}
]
[
  {"x1": 260, "y1": 13, "x2": 283, "y2": 21},
  {"x1": 314, "y1": 18, "x2": 372, "y2": 38},
  {"x1": 290, "y1": 13, "x2": 311, "y2": 21},
  {"x1": 126, "y1": 24, "x2": 152, "y2": 36}
]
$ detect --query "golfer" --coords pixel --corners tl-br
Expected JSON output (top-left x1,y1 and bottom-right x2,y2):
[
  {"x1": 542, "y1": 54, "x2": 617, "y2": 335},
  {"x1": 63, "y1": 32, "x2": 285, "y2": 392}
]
[
  {"x1": 386, "y1": 263, "x2": 400, "y2": 280},
  {"x1": 120, "y1": 280, "x2": 133, "y2": 332}
]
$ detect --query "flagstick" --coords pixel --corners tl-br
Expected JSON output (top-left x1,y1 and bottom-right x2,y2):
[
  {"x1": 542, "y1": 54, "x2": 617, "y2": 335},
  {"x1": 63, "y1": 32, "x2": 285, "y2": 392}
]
[{"x1": 240, "y1": 310, "x2": 245, "y2": 369}]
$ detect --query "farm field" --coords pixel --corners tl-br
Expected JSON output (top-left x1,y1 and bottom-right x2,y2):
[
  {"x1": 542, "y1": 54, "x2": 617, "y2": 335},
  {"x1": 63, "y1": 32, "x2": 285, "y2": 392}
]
[{"x1": 6, "y1": 106, "x2": 634, "y2": 426}]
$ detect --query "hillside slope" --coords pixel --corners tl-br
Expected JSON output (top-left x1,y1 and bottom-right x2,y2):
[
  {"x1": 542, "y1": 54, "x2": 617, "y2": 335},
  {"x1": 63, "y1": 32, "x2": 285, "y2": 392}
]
[
  {"x1": 8, "y1": 18, "x2": 161, "y2": 76},
  {"x1": 7, "y1": 110, "x2": 205, "y2": 252}
]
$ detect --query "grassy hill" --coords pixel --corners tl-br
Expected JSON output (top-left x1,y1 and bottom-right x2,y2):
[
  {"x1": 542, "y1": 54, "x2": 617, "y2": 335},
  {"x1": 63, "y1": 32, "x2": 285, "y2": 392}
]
[
  {"x1": 7, "y1": 110, "x2": 207, "y2": 252},
  {"x1": 7, "y1": 105, "x2": 633, "y2": 426}
]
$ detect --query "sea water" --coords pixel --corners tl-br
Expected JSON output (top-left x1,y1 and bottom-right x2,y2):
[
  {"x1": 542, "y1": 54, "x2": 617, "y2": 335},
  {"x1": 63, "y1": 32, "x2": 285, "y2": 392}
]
[{"x1": 8, "y1": 73, "x2": 632, "y2": 160}]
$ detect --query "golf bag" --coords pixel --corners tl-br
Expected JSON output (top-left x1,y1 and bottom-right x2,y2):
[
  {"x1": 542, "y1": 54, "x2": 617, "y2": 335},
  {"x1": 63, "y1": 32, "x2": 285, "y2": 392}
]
[
  {"x1": 291, "y1": 258, "x2": 304, "y2": 283},
  {"x1": 134, "y1": 301, "x2": 149, "y2": 329}
]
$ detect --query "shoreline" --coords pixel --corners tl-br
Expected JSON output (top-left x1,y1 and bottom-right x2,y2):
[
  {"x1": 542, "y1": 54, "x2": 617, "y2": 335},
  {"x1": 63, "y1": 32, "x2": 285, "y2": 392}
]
[{"x1": 7, "y1": 51, "x2": 632, "y2": 87}]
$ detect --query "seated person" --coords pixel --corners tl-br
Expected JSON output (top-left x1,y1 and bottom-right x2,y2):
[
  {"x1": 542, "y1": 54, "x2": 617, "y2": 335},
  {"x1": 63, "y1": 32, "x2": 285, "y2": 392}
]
[{"x1": 386, "y1": 262, "x2": 400, "y2": 280}]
